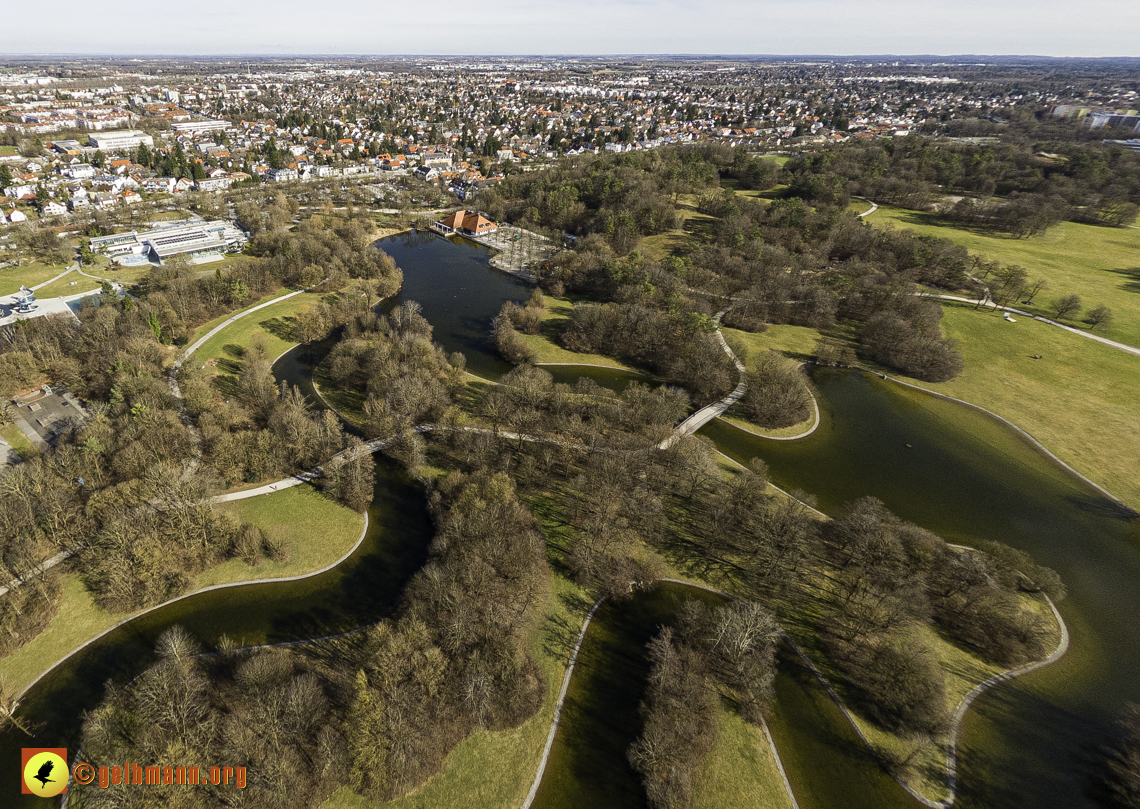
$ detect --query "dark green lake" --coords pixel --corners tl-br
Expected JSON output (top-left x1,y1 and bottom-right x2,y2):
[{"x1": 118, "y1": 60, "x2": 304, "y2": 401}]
[
  {"x1": 702, "y1": 367, "x2": 1140, "y2": 809},
  {"x1": 377, "y1": 230, "x2": 532, "y2": 379}
]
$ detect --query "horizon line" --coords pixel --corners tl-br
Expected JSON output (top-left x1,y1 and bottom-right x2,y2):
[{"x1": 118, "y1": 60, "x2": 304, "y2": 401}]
[{"x1": 3, "y1": 52, "x2": 1140, "y2": 60}]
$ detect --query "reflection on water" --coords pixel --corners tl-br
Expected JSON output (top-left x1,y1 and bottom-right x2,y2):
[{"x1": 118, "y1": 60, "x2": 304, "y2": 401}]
[{"x1": 377, "y1": 230, "x2": 531, "y2": 379}]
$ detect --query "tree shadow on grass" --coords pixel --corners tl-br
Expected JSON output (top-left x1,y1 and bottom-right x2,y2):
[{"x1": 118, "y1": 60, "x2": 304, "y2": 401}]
[
  {"x1": 539, "y1": 312, "x2": 568, "y2": 346},
  {"x1": 212, "y1": 373, "x2": 242, "y2": 400},
  {"x1": 216, "y1": 357, "x2": 243, "y2": 377},
  {"x1": 541, "y1": 586, "x2": 597, "y2": 666},
  {"x1": 259, "y1": 315, "x2": 298, "y2": 343},
  {"x1": 1105, "y1": 266, "x2": 1140, "y2": 295},
  {"x1": 883, "y1": 206, "x2": 1031, "y2": 240}
]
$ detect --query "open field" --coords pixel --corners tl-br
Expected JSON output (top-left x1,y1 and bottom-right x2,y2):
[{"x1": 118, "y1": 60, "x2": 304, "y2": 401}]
[
  {"x1": 908, "y1": 302, "x2": 1140, "y2": 510},
  {"x1": 186, "y1": 287, "x2": 297, "y2": 345},
  {"x1": 192, "y1": 291, "x2": 325, "y2": 379},
  {"x1": 861, "y1": 203, "x2": 1140, "y2": 347},
  {"x1": 0, "y1": 261, "x2": 70, "y2": 295},
  {"x1": 0, "y1": 485, "x2": 362, "y2": 695},
  {"x1": 517, "y1": 293, "x2": 639, "y2": 370}
]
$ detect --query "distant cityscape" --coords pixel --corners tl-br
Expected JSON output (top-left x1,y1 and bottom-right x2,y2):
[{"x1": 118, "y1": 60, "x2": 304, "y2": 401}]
[{"x1": 3, "y1": 56, "x2": 1138, "y2": 226}]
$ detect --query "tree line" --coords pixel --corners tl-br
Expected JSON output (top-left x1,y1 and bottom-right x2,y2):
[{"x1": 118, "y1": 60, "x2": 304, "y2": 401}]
[
  {"x1": 72, "y1": 468, "x2": 551, "y2": 808},
  {"x1": 786, "y1": 136, "x2": 1140, "y2": 233},
  {"x1": 629, "y1": 599, "x2": 779, "y2": 809}
]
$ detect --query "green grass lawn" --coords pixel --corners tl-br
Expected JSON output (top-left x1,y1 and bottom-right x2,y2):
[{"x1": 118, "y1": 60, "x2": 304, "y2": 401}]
[
  {"x1": 907, "y1": 303, "x2": 1140, "y2": 510},
  {"x1": 861, "y1": 203, "x2": 1140, "y2": 347},
  {"x1": 517, "y1": 293, "x2": 639, "y2": 370},
  {"x1": 186, "y1": 287, "x2": 297, "y2": 346},
  {"x1": 313, "y1": 360, "x2": 366, "y2": 428},
  {"x1": 31, "y1": 265, "x2": 153, "y2": 299},
  {"x1": 37, "y1": 275, "x2": 100, "y2": 298},
  {"x1": 0, "y1": 485, "x2": 362, "y2": 695},
  {"x1": 693, "y1": 709, "x2": 796, "y2": 809},
  {"x1": 719, "y1": 325, "x2": 820, "y2": 438},
  {"x1": 191, "y1": 291, "x2": 324, "y2": 383},
  {"x1": 0, "y1": 261, "x2": 72, "y2": 295},
  {"x1": 832, "y1": 591, "x2": 1060, "y2": 803},
  {"x1": 738, "y1": 303, "x2": 1140, "y2": 510},
  {"x1": 0, "y1": 422, "x2": 35, "y2": 459}
]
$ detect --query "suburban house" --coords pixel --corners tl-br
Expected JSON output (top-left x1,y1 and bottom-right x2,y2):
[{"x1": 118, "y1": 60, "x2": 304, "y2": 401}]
[
  {"x1": 421, "y1": 150, "x2": 452, "y2": 167},
  {"x1": 435, "y1": 209, "x2": 498, "y2": 236}
]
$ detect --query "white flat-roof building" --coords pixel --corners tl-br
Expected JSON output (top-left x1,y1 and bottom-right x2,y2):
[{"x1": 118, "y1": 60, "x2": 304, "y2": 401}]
[
  {"x1": 89, "y1": 220, "x2": 247, "y2": 265},
  {"x1": 87, "y1": 130, "x2": 154, "y2": 152},
  {"x1": 171, "y1": 120, "x2": 230, "y2": 136}
]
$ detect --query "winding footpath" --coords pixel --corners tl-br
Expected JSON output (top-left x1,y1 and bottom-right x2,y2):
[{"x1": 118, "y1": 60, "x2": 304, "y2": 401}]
[
  {"x1": 854, "y1": 196, "x2": 879, "y2": 218},
  {"x1": 659, "y1": 309, "x2": 748, "y2": 449},
  {"x1": 28, "y1": 263, "x2": 78, "y2": 291}
]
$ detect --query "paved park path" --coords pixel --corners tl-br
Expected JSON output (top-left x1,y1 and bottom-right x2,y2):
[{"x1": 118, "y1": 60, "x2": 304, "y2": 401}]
[
  {"x1": 659, "y1": 310, "x2": 748, "y2": 449},
  {"x1": 854, "y1": 196, "x2": 879, "y2": 217},
  {"x1": 924, "y1": 293, "x2": 1140, "y2": 358},
  {"x1": 29, "y1": 263, "x2": 77, "y2": 291}
]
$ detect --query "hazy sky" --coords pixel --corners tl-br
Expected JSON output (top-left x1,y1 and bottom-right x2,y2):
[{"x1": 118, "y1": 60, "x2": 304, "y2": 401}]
[{"x1": 2, "y1": 0, "x2": 1138, "y2": 57}]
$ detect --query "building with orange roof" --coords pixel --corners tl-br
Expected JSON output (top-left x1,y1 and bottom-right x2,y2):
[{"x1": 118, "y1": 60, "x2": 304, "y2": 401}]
[{"x1": 435, "y1": 209, "x2": 498, "y2": 236}]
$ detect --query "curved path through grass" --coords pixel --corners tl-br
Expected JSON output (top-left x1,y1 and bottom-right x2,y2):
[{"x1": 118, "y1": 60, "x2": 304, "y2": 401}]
[{"x1": 923, "y1": 293, "x2": 1140, "y2": 357}]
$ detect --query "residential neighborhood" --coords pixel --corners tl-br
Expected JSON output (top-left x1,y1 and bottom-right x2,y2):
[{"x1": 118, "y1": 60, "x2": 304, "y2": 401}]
[{"x1": 5, "y1": 55, "x2": 1137, "y2": 228}]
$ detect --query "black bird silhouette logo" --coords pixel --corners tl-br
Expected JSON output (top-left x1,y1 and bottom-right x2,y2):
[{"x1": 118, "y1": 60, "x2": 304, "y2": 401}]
[{"x1": 33, "y1": 760, "x2": 55, "y2": 789}]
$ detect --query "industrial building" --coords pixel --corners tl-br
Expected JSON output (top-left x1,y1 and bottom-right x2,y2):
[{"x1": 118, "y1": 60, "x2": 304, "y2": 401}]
[
  {"x1": 171, "y1": 120, "x2": 231, "y2": 136},
  {"x1": 87, "y1": 129, "x2": 154, "y2": 151}
]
